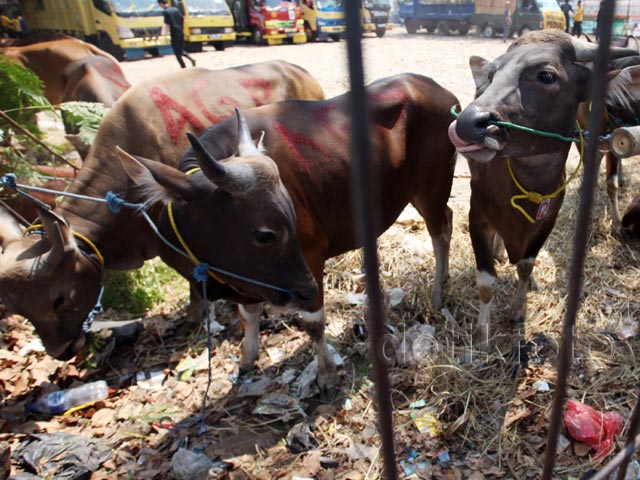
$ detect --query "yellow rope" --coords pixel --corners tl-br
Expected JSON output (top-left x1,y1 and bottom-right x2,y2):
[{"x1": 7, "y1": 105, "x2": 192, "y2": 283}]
[
  {"x1": 22, "y1": 223, "x2": 105, "y2": 268},
  {"x1": 508, "y1": 123, "x2": 584, "y2": 224},
  {"x1": 167, "y1": 201, "x2": 227, "y2": 285},
  {"x1": 184, "y1": 167, "x2": 201, "y2": 176}
]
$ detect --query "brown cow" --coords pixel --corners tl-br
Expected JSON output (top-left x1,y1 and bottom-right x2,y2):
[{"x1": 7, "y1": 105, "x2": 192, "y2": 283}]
[
  {"x1": 0, "y1": 60, "x2": 325, "y2": 360},
  {"x1": 118, "y1": 73, "x2": 458, "y2": 396},
  {"x1": 622, "y1": 194, "x2": 640, "y2": 237},
  {"x1": 448, "y1": 30, "x2": 638, "y2": 350},
  {"x1": 1, "y1": 37, "x2": 130, "y2": 107}
]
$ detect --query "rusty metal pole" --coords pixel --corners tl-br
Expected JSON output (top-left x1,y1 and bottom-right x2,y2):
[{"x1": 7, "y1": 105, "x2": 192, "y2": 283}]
[
  {"x1": 541, "y1": 2, "x2": 616, "y2": 478},
  {"x1": 343, "y1": 2, "x2": 398, "y2": 479}
]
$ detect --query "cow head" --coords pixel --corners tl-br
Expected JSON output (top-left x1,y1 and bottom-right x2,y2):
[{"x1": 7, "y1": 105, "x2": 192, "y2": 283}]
[
  {"x1": 0, "y1": 207, "x2": 103, "y2": 359},
  {"x1": 449, "y1": 30, "x2": 640, "y2": 161},
  {"x1": 117, "y1": 108, "x2": 318, "y2": 308}
]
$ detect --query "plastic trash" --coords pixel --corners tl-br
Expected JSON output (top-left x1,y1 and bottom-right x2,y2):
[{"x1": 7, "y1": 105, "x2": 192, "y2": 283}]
[
  {"x1": 563, "y1": 399, "x2": 623, "y2": 459},
  {"x1": 13, "y1": 432, "x2": 111, "y2": 479},
  {"x1": 26, "y1": 381, "x2": 109, "y2": 414}
]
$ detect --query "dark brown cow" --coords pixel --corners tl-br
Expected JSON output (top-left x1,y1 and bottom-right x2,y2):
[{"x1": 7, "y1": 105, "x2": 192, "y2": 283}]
[
  {"x1": 448, "y1": 30, "x2": 638, "y2": 350},
  {"x1": 0, "y1": 60, "x2": 325, "y2": 360},
  {"x1": 622, "y1": 194, "x2": 640, "y2": 237},
  {"x1": 119, "y1": 73, "x2": 458, "y2": 395},
  {"x1": 1, "y1": 37, "x2": 130, "y2": 107}
]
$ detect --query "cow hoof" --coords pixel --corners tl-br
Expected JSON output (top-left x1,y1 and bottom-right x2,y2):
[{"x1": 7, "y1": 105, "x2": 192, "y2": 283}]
[
  {"x1": 318, "y1": 372, "x2": 340, "y2": 402},
  {"x1": 238, "y1": 362, "x2": 256, "y2": 376},
  {"x1": 430, "y1": 289, "x2": 444, "y2": 310}
]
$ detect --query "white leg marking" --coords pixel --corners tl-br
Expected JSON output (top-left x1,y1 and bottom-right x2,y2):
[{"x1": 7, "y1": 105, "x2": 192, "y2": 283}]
[
  {"x1": 476, "y1": 270, "x2": 496, "y2": 352},
  {"x1": 238, "y1": 303, "x2": 263, "y2": 372},
  {"x1": 300, "y1": 307, "x2": 338, "y2": 394}
]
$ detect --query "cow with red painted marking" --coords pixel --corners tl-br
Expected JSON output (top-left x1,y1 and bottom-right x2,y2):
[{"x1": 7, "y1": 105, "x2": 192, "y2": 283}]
[
  {"x1": 117, "y1": 73, "x2": 459, "y2": 396},
  {"x1": 1, "y1": 37, "x2": 130, "y2": 107},
  {"x1": 0, "y1": 60, "x2": 325, "y2": 361},
  {"x1": 448, "y1": 30, "x2": 638, "y2": 350}
]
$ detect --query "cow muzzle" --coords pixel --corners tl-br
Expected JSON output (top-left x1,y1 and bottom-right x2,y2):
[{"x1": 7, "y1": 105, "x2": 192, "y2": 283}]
[{"x1": 449, "y1": 105, "x2": 508, "y2": 162}]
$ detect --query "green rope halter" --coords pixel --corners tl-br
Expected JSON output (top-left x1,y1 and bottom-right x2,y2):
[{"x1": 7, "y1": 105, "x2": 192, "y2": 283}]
[{"x1": 450, "y1": 105, "x2": 579, "y2": 143}]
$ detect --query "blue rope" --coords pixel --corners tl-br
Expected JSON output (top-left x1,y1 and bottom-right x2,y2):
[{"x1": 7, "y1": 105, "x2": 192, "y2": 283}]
[
  {"x1": 1, "y1": 173, "x2": 293, "y2": 295},
  {"x1": 193, "y1": 263, "x2": 210, "y2": 283}
]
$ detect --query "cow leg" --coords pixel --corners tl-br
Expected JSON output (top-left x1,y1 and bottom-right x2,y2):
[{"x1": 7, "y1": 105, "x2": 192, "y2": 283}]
[
  {"x1": 511, "y1": 257, "x2": 535, "y2": 324},
  {"x1": 469, "y1": 207, "x2": 497, "y2": 352},
  {"x1": 412, "y1": 197, "x2": 453, "y2": 309},
  {"x1": 238, "y1": 303, "x2": 264, "y2": 373},
  {"x1": 185, "y1": 284, "x2": 205, "y2": 324},
  {"x1": 605, "y1": 152, "x2": 622, "y2": 228},
  {"x1": 492, "y1": 233, "x2": 507, "y2": 262},
  {"x1": 300, "y1": 306, "x2": 338, "y2": 399}
]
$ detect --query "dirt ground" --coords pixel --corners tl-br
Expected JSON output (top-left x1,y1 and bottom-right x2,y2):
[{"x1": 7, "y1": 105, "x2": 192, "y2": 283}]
[{"x1": 1, "y1": 28, "x2": 639, "y2": 479}]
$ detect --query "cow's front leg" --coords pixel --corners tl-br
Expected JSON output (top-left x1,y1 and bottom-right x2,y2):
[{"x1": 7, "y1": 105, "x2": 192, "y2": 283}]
[
  {"x1": 185, "y1": 284, "x2": 205, "y2": 324},
  {"x1": 430, "y1": 206, "x2": 453, "y2": 309},
  {"x1": 238, "y1": 303, "x2": 264, "y2": 373},
  {"x1": 605, "y1": 153, "x2": 623, "y2": 228},
  {"x1": 300, "y1": 307, "x2": 338, "y2": 399},
  {"x1": 511, "y1": 257, "x2": 535, "y2": 324},
  {"x1": 469, "y1": 208, "x2": 497, "y2": 352}
]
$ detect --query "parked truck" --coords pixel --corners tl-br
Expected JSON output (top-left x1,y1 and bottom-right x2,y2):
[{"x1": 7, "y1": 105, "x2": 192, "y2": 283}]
[
  {"x1": 361, "y1": 0, "x2": 391, "y2": 37},
  {"x1": 21, "y1": 0, "x2": 172, "y2": 61},
  {"x1": 227, "y1": 0, "x2": 306, "y2": 45},
  {"x1": 299, "y1": 0, "x2": 345, "y2": 42},
  {"x1": 175, "y1": 0, "x2": 235, "y2": 51},
  {"x1": 399, "y1": 0, "x2": 565, "y2": 37}
]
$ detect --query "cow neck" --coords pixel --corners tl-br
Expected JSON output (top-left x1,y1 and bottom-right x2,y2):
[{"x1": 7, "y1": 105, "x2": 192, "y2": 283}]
[{"x1": 55, "y1": 162, "x2": 159, "y2": 270}]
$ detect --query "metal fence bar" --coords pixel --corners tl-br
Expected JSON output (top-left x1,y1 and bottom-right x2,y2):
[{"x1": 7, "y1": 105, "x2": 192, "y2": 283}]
[
  {"x1": 591, "y1": 434, "x2": 640, "y2": 480},
  {"x1": 541, "y1": 0, "x2": 618, "y2": 477},
  {"x1": 344, "y1": 3, "x2": 397, "y2": 479},
  {"x1": 616, "y1": 391, "x2": 640, "y2": 480}
]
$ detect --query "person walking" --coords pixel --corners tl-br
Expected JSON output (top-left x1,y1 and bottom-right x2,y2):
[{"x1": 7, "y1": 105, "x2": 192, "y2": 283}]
[
  {"x1": 503, "y1": 1, "x2": 512, "y2": 42},
  {"x1": 572, "y1": 0, "x2": 583, "y2": 36},
  {"x1": 560, "y1": 0, "x2": 573, "y2": 34},
  {"x1": 158, "y1": 0, "x2": 196, "y2": 69},
  {"x1": 595, "y1": 0, "x2": 604, "y2": 41}
]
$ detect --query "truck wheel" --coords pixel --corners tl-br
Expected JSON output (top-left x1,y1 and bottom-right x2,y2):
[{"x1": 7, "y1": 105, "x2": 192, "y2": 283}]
[
  {"x1": 213, "y1": 42, "x2": 226, "y2": 51},
  {"x1": 375, "y1": 28, "x2": 385, "y2": 37},
  {"x1": 436, "y1": 21, "x2": 449, "y2": 36},
  {"x1": 252, "y1": 28, "x2": 264, "y2": 45},
  {"x1": 329, "y1": 34, "x2": 341, "y2": 42},
  {"x1": 405, "y1": 18, "x2": 417, "y2": 34},
  {"x1": 458, "y1": 25, "x2": 469, "y2": 35},
  {"x1": 184, "y1": 41, "x2": 203, "y2": 53},
  {"x1": 483, "y1": 24, "x2": 495, "y2": 38},
  {"x1": 304, "y1": 22, "x2": 317, "y2": 42},
  {"x1": 518, "y1": 26, "x2": 532, "y2": 37},
  {"x1": 426, "y1": 23, "x2": 435, "y2": 33},
  {"x1": 97, "y1": 33, "x2": 124, "y2": 61}
]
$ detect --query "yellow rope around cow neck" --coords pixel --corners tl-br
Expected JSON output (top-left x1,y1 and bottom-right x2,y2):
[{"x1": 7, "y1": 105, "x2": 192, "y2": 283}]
[
  {"x1": 22, "y1": 224, "x2": 105, "y2": 268},
  {"x1": 166, "y1": 166, "x2": 230, "y2": 286},
  {"x1": 508, "y1": 122, "x2": 584, "y2": 224}
]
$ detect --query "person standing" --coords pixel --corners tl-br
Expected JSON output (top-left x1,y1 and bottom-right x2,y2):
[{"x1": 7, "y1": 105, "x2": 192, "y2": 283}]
[
  {"x1": 595, "y1": 0, "x2": 604, "y2": 41},
  {"x1": 158, "y1": 0, "x2": 196, "y2": 69},
  {"x1": 560, "y1": 0, "x2": 573, "y2": 34},
  {"x1": 503, "y1": 1, "x2": 512, "y2": 42},
  {"x1": 572, "y1": 0, "x2": 583, "y2": 36}
]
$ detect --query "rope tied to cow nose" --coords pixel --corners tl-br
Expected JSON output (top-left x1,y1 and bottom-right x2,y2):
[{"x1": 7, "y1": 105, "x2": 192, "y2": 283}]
[
  {"x1": 0, "y1": 172, "x2": 293, "y2": 295},
  {"x1": 450, "y1": 105, "x2": 581, "y2": 143}
]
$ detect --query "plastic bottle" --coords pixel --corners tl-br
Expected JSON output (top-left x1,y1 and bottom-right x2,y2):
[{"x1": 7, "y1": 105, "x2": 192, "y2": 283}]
[{"x1": 26, "y1": 380, "x2": 109, "y2": 414}]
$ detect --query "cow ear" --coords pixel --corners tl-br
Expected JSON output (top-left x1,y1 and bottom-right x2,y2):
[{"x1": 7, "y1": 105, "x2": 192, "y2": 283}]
[
  {"x1": 0, "y1": 206, "x2": 22, "y2": 250},
  {"x1": 605, "y1": 65, "x2": 640, "y2": 111},
  {"x1": 116, "y1": 147, "x2": 195, "y2": 205},
  {"x1": 469, "y1": 56, "x2": 492, "y2": 96}
]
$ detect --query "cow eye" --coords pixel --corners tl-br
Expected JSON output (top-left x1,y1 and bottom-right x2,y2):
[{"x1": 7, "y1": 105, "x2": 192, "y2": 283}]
[
  {"x1": 537, "y1": 71, "x2": 557, "y2": 85},
  {"x1": 53, "y1": 295, "x2": 64, "y2": 310},
  {"x1": 254, "y1": 229, "x2": 276, "y2": 245}
]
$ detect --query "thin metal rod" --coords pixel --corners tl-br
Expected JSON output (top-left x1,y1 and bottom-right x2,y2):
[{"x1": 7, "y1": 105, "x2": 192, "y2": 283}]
[
  {"x1": 616, "y1": 390, "x2": 640, "y2": 480},
  {"x1": 541, "y1": 2, "x2": 617, "y2": 478},
  {"x1": 344, "y1": 4, "x2": 397, "y2": 480},
  {"x1": 591, "y1": 433, "x2": 640, "y2": 480}
]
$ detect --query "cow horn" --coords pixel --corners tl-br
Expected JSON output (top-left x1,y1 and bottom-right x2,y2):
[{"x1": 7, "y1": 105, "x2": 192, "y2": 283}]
[
  {"x1": 236, "y1": 107, "x2": 261, "y2": 157},
  {"x1": 38, "y1": 207, "x2": 74, "y2": 274},
  {"x1": 573, "y1": 37, "x2": 639, "y2": 62},
  {"x1": 186, "y1": 132, "x2": 255, "y2": 195}
]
